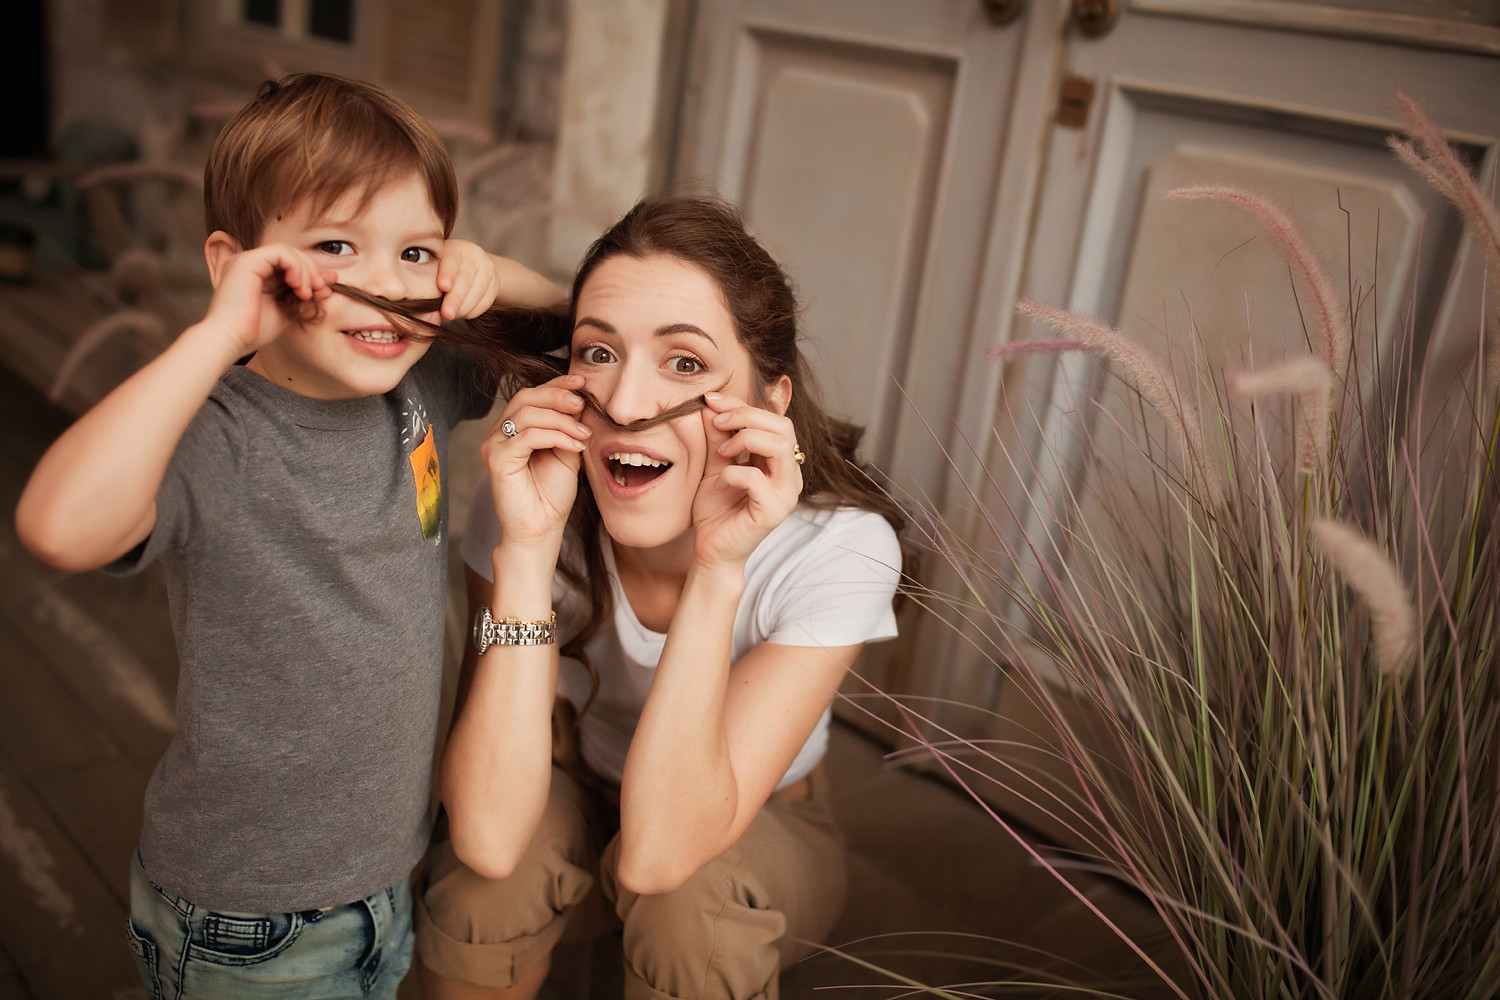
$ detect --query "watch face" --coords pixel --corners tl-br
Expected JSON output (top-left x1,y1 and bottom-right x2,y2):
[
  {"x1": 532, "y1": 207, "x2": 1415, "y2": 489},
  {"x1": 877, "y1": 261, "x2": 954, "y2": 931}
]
[{"x1": 472, "y1": 607, "x2": 489, "y2": 654}]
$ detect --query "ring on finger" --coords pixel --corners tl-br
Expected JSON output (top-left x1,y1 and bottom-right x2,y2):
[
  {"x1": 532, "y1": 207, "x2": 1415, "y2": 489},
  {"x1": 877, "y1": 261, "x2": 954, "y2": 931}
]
[{"x1": 502, "y1": 418, "x2": 519, "y2": 438}]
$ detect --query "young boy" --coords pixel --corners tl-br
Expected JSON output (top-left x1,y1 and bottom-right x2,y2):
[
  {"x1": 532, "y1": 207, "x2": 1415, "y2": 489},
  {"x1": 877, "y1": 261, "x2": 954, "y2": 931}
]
[{"x1": 15, "y1": 74, "x2": 563, "y2": 997}]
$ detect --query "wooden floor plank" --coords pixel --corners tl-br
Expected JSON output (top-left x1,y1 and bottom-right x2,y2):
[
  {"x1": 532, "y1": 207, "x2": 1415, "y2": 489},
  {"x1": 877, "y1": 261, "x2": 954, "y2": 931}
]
[
  {"x1": 0, "y1": 609, "x2": 121, "y2": 779},
  {"x1": 0, "y1": 756, "x2": 143, "y2": 999},
  {"x1": 31, "y1": 757, "x2": 150, "y2": 911},
  {"x1": 0, "y1": 943, "x2": 37, "y2": 1000},
  {"x1": 4, "y1": 577, "x2": 177, "y2": 769}
]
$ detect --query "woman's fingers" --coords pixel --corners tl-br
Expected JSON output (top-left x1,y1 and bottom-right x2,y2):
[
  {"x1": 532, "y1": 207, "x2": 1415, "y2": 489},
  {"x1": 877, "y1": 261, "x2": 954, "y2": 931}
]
[
  {"x1": 483, "y1": 410, "x2": 589, "y2": 470},
  {"x1": 716, "y1": 426, "x2": 800, "y2": 469},
  {"x1": 483, "y1": 376, "x2": 591, "y2": 468}
]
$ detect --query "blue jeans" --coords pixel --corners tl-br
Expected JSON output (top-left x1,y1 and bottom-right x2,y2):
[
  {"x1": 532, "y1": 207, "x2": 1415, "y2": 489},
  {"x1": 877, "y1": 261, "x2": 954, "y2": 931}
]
[{"x1": 126, "y1": 850, "x2": 414, "y2": 999}]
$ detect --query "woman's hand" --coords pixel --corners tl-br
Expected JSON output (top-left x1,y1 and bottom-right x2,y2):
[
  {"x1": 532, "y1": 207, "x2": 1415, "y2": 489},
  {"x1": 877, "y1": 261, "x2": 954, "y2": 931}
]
[
  {"x1": 690, "y1": 392, "x2": 803, "y2": 571},
  {"x1": 481, "y1": 374, "x2": 591, "y2": 549}
]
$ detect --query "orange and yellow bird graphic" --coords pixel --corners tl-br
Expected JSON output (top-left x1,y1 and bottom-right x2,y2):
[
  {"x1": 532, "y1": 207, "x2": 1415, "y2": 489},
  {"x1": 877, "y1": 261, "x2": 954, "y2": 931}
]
[{"x1": 408, "y1": 423, "x2": 441, "y2": 539}]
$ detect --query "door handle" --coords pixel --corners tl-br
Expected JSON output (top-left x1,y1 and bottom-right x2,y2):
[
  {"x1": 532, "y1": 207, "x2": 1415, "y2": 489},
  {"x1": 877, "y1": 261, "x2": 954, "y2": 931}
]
[
  {"x1": 1071, "y1": 0, "x2": 1119, "y2": 36},
  {"x1": 980, "y1": 0, "x2": 1024, "y2": 26}
]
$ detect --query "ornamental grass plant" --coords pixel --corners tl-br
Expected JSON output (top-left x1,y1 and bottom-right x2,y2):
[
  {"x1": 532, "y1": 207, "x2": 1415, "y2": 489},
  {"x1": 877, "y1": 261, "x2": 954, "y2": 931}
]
[{"x1": 891, "y1": 94, "x2": 1500, "y2": 998}]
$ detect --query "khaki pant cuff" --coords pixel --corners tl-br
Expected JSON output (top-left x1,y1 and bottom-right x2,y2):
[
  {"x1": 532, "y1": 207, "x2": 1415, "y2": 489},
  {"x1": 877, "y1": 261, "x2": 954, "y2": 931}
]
[{"x1": 413, "y1": 881, "x2": 565, "y2": 988}]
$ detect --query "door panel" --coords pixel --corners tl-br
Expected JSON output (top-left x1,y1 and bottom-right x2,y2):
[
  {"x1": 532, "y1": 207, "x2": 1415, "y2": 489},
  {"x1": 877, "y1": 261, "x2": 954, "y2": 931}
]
[
  {"x1": 674, "y1": 0, "x2": 1044, "y2": 724},
  {"x1": 735, "y1": 34, "x2": 954, "y2": 469},
  {"x1": 678, "y1": 1, "x2": 1028, "y2": 487}
]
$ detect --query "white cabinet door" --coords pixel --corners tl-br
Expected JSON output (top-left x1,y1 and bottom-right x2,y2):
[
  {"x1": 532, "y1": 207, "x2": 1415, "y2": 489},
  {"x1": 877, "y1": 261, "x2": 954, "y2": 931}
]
[
  {"x1": 960, "y1": 1, "x2": 1500, "y2": 727},
  {"x1": 673, "y1": 0, "x2": 1055, "y2": 719}
]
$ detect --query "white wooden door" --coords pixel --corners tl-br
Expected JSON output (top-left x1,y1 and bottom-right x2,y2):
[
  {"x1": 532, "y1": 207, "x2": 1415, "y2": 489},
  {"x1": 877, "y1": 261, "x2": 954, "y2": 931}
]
[
  {"x1": 673, "y1": 0, "x2": 1500, "y2": 735},
  {"x1": 673, "y1": 0, "x2": 1056, "y2": 723}
]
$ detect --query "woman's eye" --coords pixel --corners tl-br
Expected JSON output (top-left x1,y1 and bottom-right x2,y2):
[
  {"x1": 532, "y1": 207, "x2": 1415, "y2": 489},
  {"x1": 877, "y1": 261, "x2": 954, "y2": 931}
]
[
  {"x1": 580, "y1": 345, "x2": 615, "y2": 364},
  {"x1": 317, "y1": 240, "x2": 355, "y2": 256},
  {"x1": 402, "y1": 246, "x2": 435, "y2": 264},
  {"x1": 670, "y1": 356, "x2": 705, "y2": 375}
]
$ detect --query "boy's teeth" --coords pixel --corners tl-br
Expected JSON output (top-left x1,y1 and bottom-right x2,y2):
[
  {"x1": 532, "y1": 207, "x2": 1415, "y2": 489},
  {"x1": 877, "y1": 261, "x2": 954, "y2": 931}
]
[{"x1": 350, "y1": 330, "x2": 399, "y2": 344}]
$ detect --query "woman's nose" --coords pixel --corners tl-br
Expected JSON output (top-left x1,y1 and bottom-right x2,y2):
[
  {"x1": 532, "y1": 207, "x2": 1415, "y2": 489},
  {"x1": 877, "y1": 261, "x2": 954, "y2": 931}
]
[{"x1": 594, "y1": 364, "x2": 661, "y2": 425}]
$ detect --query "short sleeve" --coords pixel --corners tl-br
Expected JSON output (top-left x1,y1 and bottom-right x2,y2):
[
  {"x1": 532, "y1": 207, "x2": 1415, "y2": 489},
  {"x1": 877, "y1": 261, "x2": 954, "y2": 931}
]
[
  {"x1": 759, "y1": 511, "x2": 901, "y2": 649},
  {"x1": 107, "y1": 393, "x2": 244, "y2": 575}
]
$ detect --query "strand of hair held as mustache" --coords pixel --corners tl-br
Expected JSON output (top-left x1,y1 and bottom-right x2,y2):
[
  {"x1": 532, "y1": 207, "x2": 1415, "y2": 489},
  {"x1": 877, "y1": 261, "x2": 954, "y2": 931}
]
[{"x1": 296, "y1": 281, "x2": 728, "y2": 432}]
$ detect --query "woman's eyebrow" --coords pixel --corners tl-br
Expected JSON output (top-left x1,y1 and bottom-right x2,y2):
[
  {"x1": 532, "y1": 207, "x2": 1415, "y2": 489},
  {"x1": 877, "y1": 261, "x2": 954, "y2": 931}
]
[
  {"x1": 655, "y1": 323, "x2": 716, "y2": 347},
  {"x1": 572, "y1": 317, "x2": 717, "y2": 348},
  {"x1": 573, "y1": 316, "x2": 613, "y2": 334}
]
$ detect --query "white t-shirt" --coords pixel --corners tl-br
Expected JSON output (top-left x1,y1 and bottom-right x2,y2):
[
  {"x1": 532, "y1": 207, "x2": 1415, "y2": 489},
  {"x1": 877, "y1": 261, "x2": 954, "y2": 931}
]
[{"x1": 461, "y1": 482, "x2": 902, "y2": 788}]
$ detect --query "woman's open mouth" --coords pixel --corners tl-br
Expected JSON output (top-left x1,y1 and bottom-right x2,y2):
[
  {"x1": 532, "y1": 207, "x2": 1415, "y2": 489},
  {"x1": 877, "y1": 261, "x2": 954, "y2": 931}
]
[{"x1": 607, "y1": 451, "x2": 672, "y2": 488}]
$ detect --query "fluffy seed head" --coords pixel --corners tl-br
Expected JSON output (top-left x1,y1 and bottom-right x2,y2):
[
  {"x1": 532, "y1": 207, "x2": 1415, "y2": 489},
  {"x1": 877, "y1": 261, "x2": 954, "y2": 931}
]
[
  {"x1": 1016, "y1": 299, "x2": 1224, "y2": 507},
  {"x1": 1170, "y1": 186, "x2": 1351, "y2": 384},
  {"x1": 1227, "y1": 356, "x2": 1333, "y2": 472},
  {"x1": 1310, "y1": 517, "x2": 1418, "y2": 678}
]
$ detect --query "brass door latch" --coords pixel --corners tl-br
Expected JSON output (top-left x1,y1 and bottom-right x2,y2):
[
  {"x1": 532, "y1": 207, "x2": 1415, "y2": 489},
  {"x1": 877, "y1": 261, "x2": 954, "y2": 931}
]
[{"x1": 1056, "y1": 75, "x2": 1095, "y2": 129}]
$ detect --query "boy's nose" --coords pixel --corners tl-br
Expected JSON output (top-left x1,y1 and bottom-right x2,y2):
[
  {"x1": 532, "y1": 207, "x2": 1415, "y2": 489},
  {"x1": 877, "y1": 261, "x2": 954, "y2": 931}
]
[{"x1": 361, "y1": 259, "x2": 411, "y2": 301}]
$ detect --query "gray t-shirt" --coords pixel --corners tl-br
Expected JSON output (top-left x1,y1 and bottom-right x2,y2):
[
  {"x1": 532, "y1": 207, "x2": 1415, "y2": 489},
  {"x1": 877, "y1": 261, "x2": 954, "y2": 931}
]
[{"x1": 112, "y1": 344, "x2": 491, "y2": 912}]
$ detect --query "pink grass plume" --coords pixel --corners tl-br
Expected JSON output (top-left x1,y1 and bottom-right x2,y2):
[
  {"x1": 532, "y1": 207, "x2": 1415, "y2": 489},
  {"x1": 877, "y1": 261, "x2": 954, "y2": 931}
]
[
  {"x1": 1390, "y1": 91, "x2": 1500, "y2": 389},
  {"x1": 1310, "y1": 518, "x2": 1418, "y2": 678},
  {"x1": 1169, "y1": 186, "x2": 1351, "y2": 384},
  {"x1": 1016, "y1": 298, "x2": 1224, "y2": 507},
  {"x1": 1227, "y1": 356, "x2": 1333, "y2": 473},
  {"x1": 987, "y1": 338, "x2": 1098, "y2": 359}
]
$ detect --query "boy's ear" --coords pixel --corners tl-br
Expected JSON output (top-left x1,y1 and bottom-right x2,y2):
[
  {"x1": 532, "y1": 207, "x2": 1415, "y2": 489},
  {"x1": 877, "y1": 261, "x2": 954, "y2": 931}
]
[
  {"x1": 766, "y1": 375, "x2": 792, "y2": 416},
  {"x1": 204, "y1": 231, "x2": 242, "y2": 289}
]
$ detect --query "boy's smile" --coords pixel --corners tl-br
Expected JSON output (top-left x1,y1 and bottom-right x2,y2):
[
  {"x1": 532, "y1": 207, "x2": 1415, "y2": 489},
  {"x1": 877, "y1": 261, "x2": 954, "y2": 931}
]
[{"x1": 231, "y1": 171, "x2": 445, "y2": 400}]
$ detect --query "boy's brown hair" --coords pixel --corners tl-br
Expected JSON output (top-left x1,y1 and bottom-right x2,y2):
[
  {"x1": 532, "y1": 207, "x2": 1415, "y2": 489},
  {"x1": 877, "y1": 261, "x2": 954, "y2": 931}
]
[{"x1": 204, "y1": 73, "x2": 458, "y2": 247}]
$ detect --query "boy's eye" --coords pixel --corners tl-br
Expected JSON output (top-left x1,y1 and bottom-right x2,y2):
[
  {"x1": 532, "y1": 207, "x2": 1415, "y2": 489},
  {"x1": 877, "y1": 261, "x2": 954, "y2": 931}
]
[
  {"x1": 670, "y1": 356, "x2": 705, "y2": 375},
  {"x1": 579, "y1": 345, "x2": 616, "y2": 365},
  {"x1": 402, "y1": 246, "x2": 436, "y2": 264},
  {"x1": 317, "y1": 240, "x2": 355, "y2": 256}
]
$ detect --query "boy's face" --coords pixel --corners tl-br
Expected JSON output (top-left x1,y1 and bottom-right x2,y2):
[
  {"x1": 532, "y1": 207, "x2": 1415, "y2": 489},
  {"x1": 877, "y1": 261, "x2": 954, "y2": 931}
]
[{"x1": 243, "y1": 171, "x2": 444, "y2": 400}]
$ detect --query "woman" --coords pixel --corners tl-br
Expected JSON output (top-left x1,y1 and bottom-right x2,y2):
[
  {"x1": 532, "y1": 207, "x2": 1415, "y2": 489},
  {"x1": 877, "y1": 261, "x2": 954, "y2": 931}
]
[{"x1": 415, "y1": 196, "x2": 904, "y2": 999}]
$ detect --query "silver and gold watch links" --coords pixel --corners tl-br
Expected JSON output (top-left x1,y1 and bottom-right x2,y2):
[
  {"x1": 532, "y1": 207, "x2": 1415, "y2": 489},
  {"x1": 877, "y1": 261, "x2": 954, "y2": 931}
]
[{"x1": 471, "y1": 606, "x2": 558, "y2": 655}]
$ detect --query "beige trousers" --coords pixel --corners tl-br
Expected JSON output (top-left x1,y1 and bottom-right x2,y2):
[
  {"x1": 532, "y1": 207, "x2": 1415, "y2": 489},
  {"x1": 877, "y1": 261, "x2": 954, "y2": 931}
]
[{"x1": 414, "y1": 766, "x2": 847, "y2": 999}]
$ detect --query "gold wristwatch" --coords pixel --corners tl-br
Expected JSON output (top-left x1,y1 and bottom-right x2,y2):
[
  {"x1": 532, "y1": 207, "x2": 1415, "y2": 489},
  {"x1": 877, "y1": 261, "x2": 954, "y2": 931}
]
[{"x1": 471, "y1": 606, "x2": 557, "y2": 654}]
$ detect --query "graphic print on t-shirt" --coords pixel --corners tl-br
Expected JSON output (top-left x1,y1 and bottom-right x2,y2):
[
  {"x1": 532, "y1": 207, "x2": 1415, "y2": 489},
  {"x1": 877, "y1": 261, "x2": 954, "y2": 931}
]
[{"x1": 402, "y1": 401, "x2": 441, "y2": 540}]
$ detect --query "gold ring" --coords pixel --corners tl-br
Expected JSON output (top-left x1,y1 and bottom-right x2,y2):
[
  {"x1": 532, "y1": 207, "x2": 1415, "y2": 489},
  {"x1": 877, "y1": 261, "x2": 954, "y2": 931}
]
[{"x1": 793, "y1": 444, "x2": 805, "y2": 466}]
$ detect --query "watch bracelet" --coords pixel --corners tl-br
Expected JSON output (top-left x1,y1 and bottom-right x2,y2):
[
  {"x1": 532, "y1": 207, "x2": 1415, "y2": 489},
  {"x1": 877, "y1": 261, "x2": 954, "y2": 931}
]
[{"x1": 478, "y1": 607, "x2": 557, "y2": 648}]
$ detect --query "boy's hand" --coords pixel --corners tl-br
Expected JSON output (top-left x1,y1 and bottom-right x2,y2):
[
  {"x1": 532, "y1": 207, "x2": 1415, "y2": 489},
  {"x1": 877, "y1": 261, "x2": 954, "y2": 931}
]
[
  {"x1": 205, "y1": 243, "x2": 334, "y2": 357},
  {"x1": 437, "y1": 240, "x2": 503, "y2": 321},
  {"x1": 438, "y1": 243, "x2": 568, "y2": 321}
]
